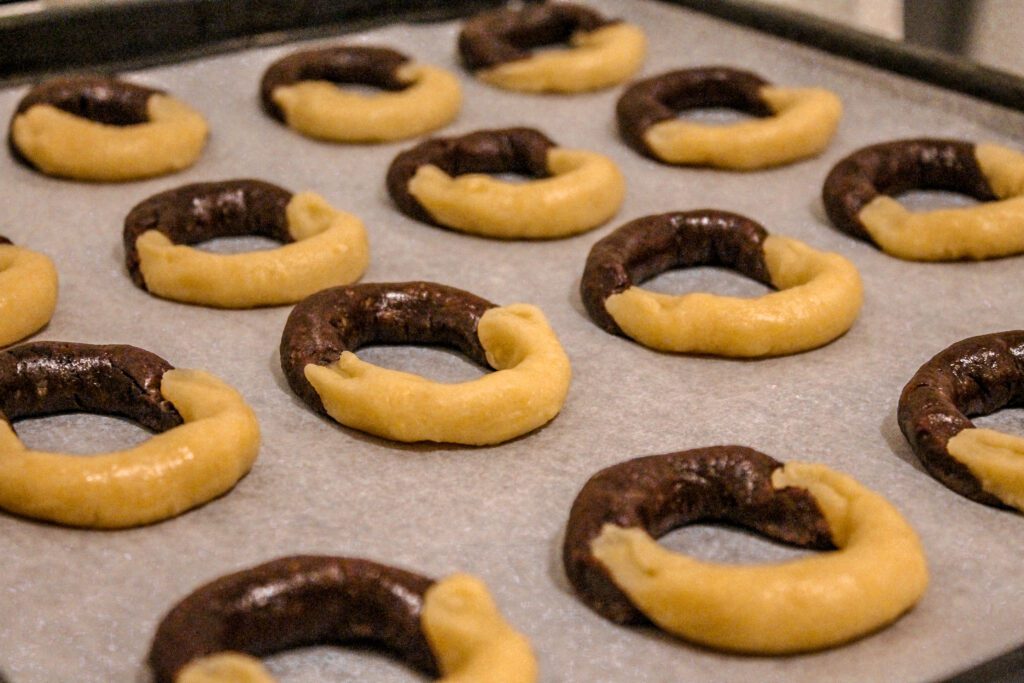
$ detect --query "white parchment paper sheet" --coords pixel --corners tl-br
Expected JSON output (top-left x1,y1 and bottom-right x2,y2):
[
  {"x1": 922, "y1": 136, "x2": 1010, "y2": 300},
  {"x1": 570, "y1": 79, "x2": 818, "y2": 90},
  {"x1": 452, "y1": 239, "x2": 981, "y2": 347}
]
[{"x1": 2, "y1": 1, "x2": 1024, "y2": 681}]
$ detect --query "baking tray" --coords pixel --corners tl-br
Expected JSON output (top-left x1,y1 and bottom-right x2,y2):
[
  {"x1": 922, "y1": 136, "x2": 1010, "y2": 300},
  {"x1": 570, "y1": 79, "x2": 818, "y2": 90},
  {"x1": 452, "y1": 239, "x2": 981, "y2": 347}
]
[{"x1": 2, "y1": 1, "x2": 1024, "y2": 681}]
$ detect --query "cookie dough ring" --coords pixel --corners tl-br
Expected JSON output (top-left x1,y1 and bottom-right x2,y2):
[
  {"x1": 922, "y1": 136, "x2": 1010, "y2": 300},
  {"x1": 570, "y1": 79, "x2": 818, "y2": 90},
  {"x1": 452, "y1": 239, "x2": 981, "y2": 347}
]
[
  {"x1": 563, "y1": 446, "x2": 928, "y2": 653},
  {"x1": 459, "y1": 2, "x2": 645, "y2": 93},
  {"x1": 9, "y1": 75, "x2": 207, "y2": 181},
  {"x1": 617, "y1": 67, "x2": 842, "y2": 169},
  {"x1": 124, "y1": 179, "x2": 368, "y2": 308},
  {"x1": 387, "y1": 128, "x2": 624, "y2": 239},
  {"x1": 0, "y1": 237, "x2": 58, "y2": 347},
  {"x1": 280, "y1": 282, "x2": 571, "y2": 445},
  {"x1": 580, "y1": 210, "x2": 863, "y2": 356},
  {"x1": 898, "y1": 331, "x2": 1024, "y2": 510},
  {"x1": 149, "y1": 556, "x2": 537, "y2": 683},
  {"x1": 260, "y1": 45, "x2": 460, "y2": 142},
  {"x1": 823, "y1": 139, "x2": 1024, "y2": 260},
  {"x1": 0, "y1": 342, "x2": 259, "y2": 528}
]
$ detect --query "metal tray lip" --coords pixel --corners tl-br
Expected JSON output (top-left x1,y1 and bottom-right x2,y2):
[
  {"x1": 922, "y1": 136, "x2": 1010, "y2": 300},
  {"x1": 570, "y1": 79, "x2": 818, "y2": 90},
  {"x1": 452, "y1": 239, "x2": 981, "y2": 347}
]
[
  {"x1": 1, "y1": 1, "x2": 1022, "y2": 681},
  {"x1": 0, "y1": 0, "x2": 512, "y2": 86},
  {"x1": 666, "y1": 0, "x2": 1024, "y2": 115},
  {"x1": 1, "y1": 0, "x2": 1024, "y2": 115}
]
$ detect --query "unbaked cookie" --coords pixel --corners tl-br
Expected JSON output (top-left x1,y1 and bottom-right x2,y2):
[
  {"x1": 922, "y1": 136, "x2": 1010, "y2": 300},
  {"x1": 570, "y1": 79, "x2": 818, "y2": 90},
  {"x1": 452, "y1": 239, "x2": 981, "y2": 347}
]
[{"x1": 9, "y1": 75, "x2": 207, "y2": 181}]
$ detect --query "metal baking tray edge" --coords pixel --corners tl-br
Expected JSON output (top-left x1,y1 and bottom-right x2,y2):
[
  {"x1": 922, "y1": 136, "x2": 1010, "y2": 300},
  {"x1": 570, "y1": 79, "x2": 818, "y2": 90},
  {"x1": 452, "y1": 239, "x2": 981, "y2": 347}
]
[{"x1": 1, "y1": 1, "x2": 1022, "y2": 681}]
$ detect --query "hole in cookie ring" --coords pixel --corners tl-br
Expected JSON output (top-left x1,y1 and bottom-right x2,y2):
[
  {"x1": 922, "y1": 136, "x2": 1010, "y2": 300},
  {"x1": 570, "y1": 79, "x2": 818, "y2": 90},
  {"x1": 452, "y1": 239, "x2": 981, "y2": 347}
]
[
  {"x1": 562, "y1": 446, "x2": 929, "y2": 654},
  {"x1": 458, "y1": 2, "x2": 646, "y2": 93},
  {"x1": 0, "y1": 237, "x2": 58, "y2": 348},
  {"x1": 260, "y1": 45, "x2": 461, "y2": 143},
  {"x1": 658, "y1": 522, "x2": 817, "y2": 564},
  {"x1": 279, "y1": 282, "x2": 571, "y2": 445},
  {"x1": 358, "y1": 346, "x2": 488, "y2": 384},
  {"x1": 616, "y1": 67, "x2": 842, "y2": 170},
  {"x1": 148, "y1": 556, "x2": 538, "y2": 683},
  {"x1": 580, "y1": 210, "x2": 863, "y2": 357},
  {"x1": 9, "y1": 75, "x2": 208, "y2": 181},
  {"x1": 386, "y1": 127, "x2": 625, "y2": 239},
  {"x1": 642, "y1": 266, "x2": 774, "y2": 299},
  {"x1": 898, "y1": 330, "x2": 1024, "y2": 510},
  {"x1": 123, "y1": 179, "x2": 369, "y2": 309},
  {"x1": 823, "y1": 138, "x2": 1024, "y2": 260},
  {"x1": 0, "y1": 341, "x2": 259, "y2": 529}
]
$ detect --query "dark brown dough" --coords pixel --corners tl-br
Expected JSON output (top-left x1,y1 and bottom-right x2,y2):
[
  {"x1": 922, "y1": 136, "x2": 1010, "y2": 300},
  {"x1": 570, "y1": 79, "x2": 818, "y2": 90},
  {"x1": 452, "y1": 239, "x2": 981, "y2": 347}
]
[
  {"x1": 458, "y1": 2, "x2": 617, "y2": 71},
  {"x1": 822, "y1": 139, "x2": 996, "y2": 243},
  {"x1": 0, "y1": 341, "x2": 181, "y2": 432},
  {"x1": 12, "y1": 75, "x2": 160, "y2": 124},
  {"x1": 616, "y1": 67, "x2": 772, "y2": 160},
  {"x1": 148, "y1": 555, "x2": 438, "y2": 683},
  {"x1": 562, "y1": 446, "x2": 833, "y2": 624},
  {"x1": 580, "y1": 210, "x2": 773, "y2": 336},
  {"x1": 260, "y1": 46, "x2": 411, "y2": 121},
  {"x1": 9, "y1": 75, "x2": 162, "y2": 168},
  {"x1": 385, "y1": 127, "x2": 555, "y2": 227},
  {"x1": 122, "y1": 179, "x2": 293, "y2": 289},
  {"x1": 897, "y1": 331, "x2": 1024, "y2": 507},
  {"x1": 280, "y1": 282, "x2": 496, "y2": 414}
]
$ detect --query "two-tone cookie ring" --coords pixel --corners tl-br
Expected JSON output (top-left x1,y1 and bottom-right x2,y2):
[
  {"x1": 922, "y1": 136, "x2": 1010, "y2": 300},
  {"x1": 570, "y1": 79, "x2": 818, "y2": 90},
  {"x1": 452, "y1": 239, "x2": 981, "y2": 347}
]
[
  {"x1": 823, "y1": 138, "x2": 1024, "y2": 260},
  {"x1": 9, "y1": 75, "x2": 208, "y2": 181},
  {"x1": 124, "y1": 179, "x2": 368, "y2": 308},
  {"x1": 580, "y1": 210, "x2": 863, "y2": 357},
  {"x1": 899, "y1": 331, "x2": 1024, "y2": 511},
  {"x1": 617, "y1": 67, "x2": 841, "y2": 170},
  {"x1": 0, "y1": 341, "x2": 259, "y2": 529},
  {"x1": 387, "y1": 127, "x2": 624, "y2": 239},
  {"x1": 563, "y1": 446, "x2": 928, "y2": 653},
  {"x1": 458, "y1": 2, "x2": 645, "y2": 93},
  {"x1": 261, "y1": 45, "x2": 461, "y2": 142},
  {"x1": 280, "y1": 282, "x2": 571, "y2": 445},
  {"x1": 149, "y1": 555, "x2": 537, "y2": 683}
]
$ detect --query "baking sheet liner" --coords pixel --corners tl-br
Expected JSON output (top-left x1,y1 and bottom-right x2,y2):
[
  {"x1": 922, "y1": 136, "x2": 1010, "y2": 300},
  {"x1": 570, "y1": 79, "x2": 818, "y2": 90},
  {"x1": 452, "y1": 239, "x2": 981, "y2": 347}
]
[{"x1": 2, "y1": 1, "x2": 1024, "y2": 681}]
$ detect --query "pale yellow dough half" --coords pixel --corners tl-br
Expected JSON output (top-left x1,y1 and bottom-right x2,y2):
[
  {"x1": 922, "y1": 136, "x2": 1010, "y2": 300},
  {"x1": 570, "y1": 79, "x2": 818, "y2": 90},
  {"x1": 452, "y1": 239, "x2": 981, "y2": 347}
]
[
  {"x1": 136, "y1": 192, "x2": 369, "y2": 308},
  {"x1": 477, "y1": 23, "x2": 646, "y2": 93},
  {"x1": 0, "y1": 369, "x2": 259, "y2": 529},
  {"x1": 304, "y1": 303, "x2": 571, "y2": 444},
  {"x1": 407, "y1": 148, "x2": 624, "y2": 239},
  {"x1": 272, "y1": 63, "x2": 461, "y2": 142},
  {"x1": 422, "y1": 574, "x2": 538, "y2": 683},
  {"x1": 11, "y1": 94, "x2": 208, "y2": 181},
  {"x1": 592, "y1": 462, "x2": 929, "y2": 654},
  {"x1": 0, "y1": 243, "x2": 58, "y2": 347},
  {"x1": 177, "y1": 574, "x2": 537, "y2": 683},
  {"x1": 947, "y1": 427, "x2": 1024, "y2": 511},
  {"x1": 858, "y1": 143, "x2": 1024, "y2": 260},
  {"x1": 604, "y1": 234, "x2": 863, "y2": 356},
  {"x1": 643, "y1": 86, "x2": 842, "y2": 169}
]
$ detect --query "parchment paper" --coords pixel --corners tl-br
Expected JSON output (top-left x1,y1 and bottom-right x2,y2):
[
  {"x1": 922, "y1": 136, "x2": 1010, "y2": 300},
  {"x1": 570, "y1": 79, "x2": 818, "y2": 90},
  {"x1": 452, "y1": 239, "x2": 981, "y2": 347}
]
[{"x1": 2, "y1": 1, "x2": 1024, "y2": 681}]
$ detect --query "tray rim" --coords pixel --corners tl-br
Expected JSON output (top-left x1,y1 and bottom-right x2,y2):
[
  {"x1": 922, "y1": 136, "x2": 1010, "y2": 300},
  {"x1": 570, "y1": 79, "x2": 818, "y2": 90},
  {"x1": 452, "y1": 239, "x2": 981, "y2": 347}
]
[{"x1": 1, "y1": 0, "x2": 1024, "y2": 115}]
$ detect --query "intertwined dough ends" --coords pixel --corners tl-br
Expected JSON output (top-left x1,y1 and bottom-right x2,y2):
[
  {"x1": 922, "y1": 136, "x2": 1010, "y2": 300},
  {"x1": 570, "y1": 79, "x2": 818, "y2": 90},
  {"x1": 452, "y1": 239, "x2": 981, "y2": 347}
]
[
  {"x1": 592, "y1": 463, "x2": 927, "y2": 653},
  {"x1": 0, "y1": 369, "x2": 259, "y2": 528},
  {"x1": 423, "y1": 574, "x2": 538, "y2": 683},
  {"x1": 304, "y1": 304, "x2": 571, "y2": 445},
  {"x1": 604, "y1": 235, "x2": 862, "y2": 356}
]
